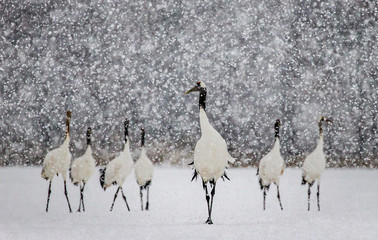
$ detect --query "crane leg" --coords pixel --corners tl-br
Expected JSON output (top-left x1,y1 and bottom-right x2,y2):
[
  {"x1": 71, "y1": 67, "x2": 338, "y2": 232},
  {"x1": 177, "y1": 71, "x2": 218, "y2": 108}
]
[
  {"x1": 202, "y1": 180, "x2": 211, "y2": 224},
  {"x1": 81, "y1": 182, "x2": 86, "y2": 212},
  {"x1": 207, "y1": 181, "x2": 216, "y2": 225},
  {"x1": 263, "y1": 187, "x2": 266, "y2": 211},
  {"x1": 277, "y1": 185, "x2": 283, "y2": 210},
  {"x1": 77, "y1": 184, "x2": 82, "y2": 212},
  {"x1": 110, "y1": 187, "x2": 120, "y2": 211},
  {"x1": 145, "y1": 185, "x2": 150, "y2": 211},
  {"x1": 64, "y1": 180, "x2": 72, "y2": 213},
  {"x1": 317, "y1": 184, "x2": 320, "y2": 211},
  {"x1": 308, "y1": 184, "x2": 311, "y2": 211},
  {"x1": 140, "y1": 186, "x2": 144, "y2": 211},
  {"x1": 120, "y1": 187, "x2": 131, "y2": 211},
  {"x1": 45, "y1": 180, "x2": 52, "y2": 212}
]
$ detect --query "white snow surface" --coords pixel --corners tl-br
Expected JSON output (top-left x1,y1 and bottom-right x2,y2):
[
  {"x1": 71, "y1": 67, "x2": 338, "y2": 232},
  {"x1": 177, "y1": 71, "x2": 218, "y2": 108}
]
[{"x1": 0, "y1": 167, "x2": 377, "y2": 240}]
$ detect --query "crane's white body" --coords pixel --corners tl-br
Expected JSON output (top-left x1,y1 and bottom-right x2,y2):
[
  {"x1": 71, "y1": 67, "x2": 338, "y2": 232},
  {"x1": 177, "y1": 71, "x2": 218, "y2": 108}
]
[
  {"x1": 194, "y1": 108, "x2": 235, "y2": 182},
  {"x1": 104, "y1": 141, "x2": 134, "y2": 188},
  {"x1": 70, "y1": 146, "x2": 96, "y2": 185},
  {"x1": 134, "y1": 148, "x2": 154, "y2": 186},
  {"x1": 302, "y1": 136, "x2": 326, "y2": 184},
  {"x1": 41, "y1": 136, "x2": 71, "y2": 181},
  {"x1": 258, "y1": 139, "x2": 285, "y2": 187}
]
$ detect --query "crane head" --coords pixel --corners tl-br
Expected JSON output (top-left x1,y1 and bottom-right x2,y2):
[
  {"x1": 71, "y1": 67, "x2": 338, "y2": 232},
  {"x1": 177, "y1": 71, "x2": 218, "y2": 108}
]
[
  {"x1": 184, "y1": 81, "x2": 207, "y2": 95},
  {"x1": 67, "y1": 110, "x2": 71, "y2": 120},
  {"x1": 319, "y1": 116, "x2": 333, "y2": 124},
  {"x1": 275, "y1": 119, "x2": 281, "y2": 127},
  {"x1": 124, "y1": 118, "x2": 129, "y2": 129},
  {"x1": 87, "y1": 127, "x2": 92, "y2": 137}
]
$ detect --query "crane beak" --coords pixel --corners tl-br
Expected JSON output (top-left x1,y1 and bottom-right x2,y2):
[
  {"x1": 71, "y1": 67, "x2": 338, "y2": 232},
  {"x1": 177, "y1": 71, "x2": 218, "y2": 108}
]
[
  {"x1": 184, "y1": 86, "x2": 199, "y2": 95},
  {"x1": 326, "y1": 118, "x2": 333, "y2": 124}
]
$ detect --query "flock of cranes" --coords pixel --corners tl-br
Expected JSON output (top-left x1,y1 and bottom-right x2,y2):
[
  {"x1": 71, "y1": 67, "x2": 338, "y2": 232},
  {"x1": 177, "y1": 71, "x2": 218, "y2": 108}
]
[
  {"x1": 41, "y1": 112, "x2": 154, "y2": 213},
  {"x1": 41, "y1": 81, "x2": 333, "y2": 225}
]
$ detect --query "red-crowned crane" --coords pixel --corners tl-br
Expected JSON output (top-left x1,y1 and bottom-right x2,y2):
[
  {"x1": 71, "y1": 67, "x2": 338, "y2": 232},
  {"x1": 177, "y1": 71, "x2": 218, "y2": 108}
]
[
  {"x1": 185, "y1": 81, "x2": 235, "y2": 225},
  {"x1": 70, "y1": 127, "x2": 96, "y2": 212},
  {"x1": 257, "y1": 119, "x2": 284, "y2": 210},
  {"x1": 99, "y1": 119, "x2": 133, "y2": 211},
  {"x1": 302, "y1": 116, "x2": 333, "y2": 211},
  {"x1": 41, "y1": 111, "x2": 73, "y2": 212},
  {"x1": 134, "y1": 128, "x2": 154, "y2": 211}
]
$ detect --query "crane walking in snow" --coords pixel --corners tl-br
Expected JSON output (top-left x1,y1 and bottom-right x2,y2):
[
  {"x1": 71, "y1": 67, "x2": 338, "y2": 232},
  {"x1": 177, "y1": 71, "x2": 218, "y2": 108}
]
[
  {"x1": 134, "y1": 128, "x2": 154, "y2": 211},
  {"x1": 41, "y1": 111, "x2": 73, "y2": 213},
  {"x1": 70, "y1": 127, "x2": 96, "y2": 212},
  {"x1": 257, "y1": 119, "x2": 285, "y2": 210},
  {"x1": 185, "y1": 81, "x2": 235, "y2": 225},
  {"x1": 99, "y1": 119, "x2": 133, "y2": 212},
  {"x1": 302, "y1": 116, "x2": 333, "y2": 211}
]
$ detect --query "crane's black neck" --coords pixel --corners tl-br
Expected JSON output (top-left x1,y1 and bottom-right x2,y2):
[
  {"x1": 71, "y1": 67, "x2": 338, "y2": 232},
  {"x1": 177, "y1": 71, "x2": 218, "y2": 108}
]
[
  {"x1": 124, "y1": 120, "x2": 129, "y2": 144},
  {"x1": 66, "y1": 111, "x2": 71, "y2": 138},
  {"x1": 318, "y1": 120, "x2": 323, "y2": 136},
  {"x1": 199, "y1": 89, "x2": 207, "y2": 111},
  {"x1": 66, "y1": 119, "x2": 70, "y2": 138},
  {"x1": 274, "y1": 122, "x2": 280, "y2": 140},
  {"x1": 86, "y1": 128, "x2": 92, "y2": 146},
  {"x1": 141, "y1": 129, "x2": 145, "y2": 147}
]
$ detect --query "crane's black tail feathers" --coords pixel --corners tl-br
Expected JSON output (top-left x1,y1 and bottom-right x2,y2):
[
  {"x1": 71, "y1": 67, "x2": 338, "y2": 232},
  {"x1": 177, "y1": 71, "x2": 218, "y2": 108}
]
[
  {"x1": 140, "y1": 180, "x2": 152, "y2": 189},
  {"x1": 301, "y1": 176, "x2": 307, "y2": 185},
  {"x1": 41, "y1": 168, "x2": 49, "y2": 180},
  {"x1": 221, "y1": 171, "x2": 231, "y2": 181},
  {"x1": 191, "y1": 169, "x2": 198, "y2": 182},
  {"x1": 188, "y1": 161, "x2": 194, "y2": 166},
  {"x1": 256, "y1": 168, "x2": 259, "y2": 176},
  {"x1": 69, "y1": 168, "x2": 79, "y2": 186},
  {"x1": 99, "y1": 168, "x2": 106, "y2": 190},
  {"x1": 259, "y1": 178, "x2": 271, "y2": 191},
  {"x1": 302, "y1": 177, "x2": 315, "y2": 187}
]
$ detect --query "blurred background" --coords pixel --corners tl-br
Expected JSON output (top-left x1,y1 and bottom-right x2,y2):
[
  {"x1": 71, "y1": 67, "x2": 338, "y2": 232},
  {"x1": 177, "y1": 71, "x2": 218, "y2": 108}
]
[{"x1": 0, "y1": 0, "x2": 376, "y2": 167}]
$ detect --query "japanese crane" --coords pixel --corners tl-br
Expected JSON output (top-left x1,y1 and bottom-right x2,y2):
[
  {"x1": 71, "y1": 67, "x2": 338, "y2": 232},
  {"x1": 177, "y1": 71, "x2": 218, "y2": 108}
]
[
  {"x1": 41, "y1": 111, "x2": 73, "y2": 213},
  {"x1": 185, "y1": 81, "x2": 235, "y2": 224},
  {"x1": 70, "y1": 127, "x2": 96, "y2": 212},
  {"x1": 99, "y1": 119, "x2": 133, "y2": 211},
  {"x1": 257, "y1": 119, "x2": 284, "y2": 210},
  {"x1": 302, "y1": 116, "x2": 333, "y2": 211},
  {"x1": 134, "y1": 128, "x2": 154, "y2": 211}
]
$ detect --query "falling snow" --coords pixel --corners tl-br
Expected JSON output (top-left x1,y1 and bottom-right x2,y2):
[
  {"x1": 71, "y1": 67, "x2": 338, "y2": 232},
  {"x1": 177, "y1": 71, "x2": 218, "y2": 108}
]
[{"x1": 0, "y1": 0, "x2": 377, "y2": 168}]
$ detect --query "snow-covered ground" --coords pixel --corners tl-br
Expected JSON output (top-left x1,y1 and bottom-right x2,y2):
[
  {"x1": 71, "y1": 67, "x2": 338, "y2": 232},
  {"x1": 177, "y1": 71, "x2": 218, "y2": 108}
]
[{"x1": 0, "y1": 167, "x2": 377, "y2": 239}]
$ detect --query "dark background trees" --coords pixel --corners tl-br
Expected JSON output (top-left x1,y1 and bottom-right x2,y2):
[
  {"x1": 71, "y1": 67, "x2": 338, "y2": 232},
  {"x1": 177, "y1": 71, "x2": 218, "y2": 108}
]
[{"x1": 0, "y1": 0, "x2": 376, "y2": 167}]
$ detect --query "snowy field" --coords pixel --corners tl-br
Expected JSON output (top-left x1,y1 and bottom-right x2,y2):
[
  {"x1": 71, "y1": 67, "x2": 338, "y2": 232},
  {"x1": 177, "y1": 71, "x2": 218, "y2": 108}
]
[{"x1": 0, "y1": 167, "x2": 377, "y2": 240}]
